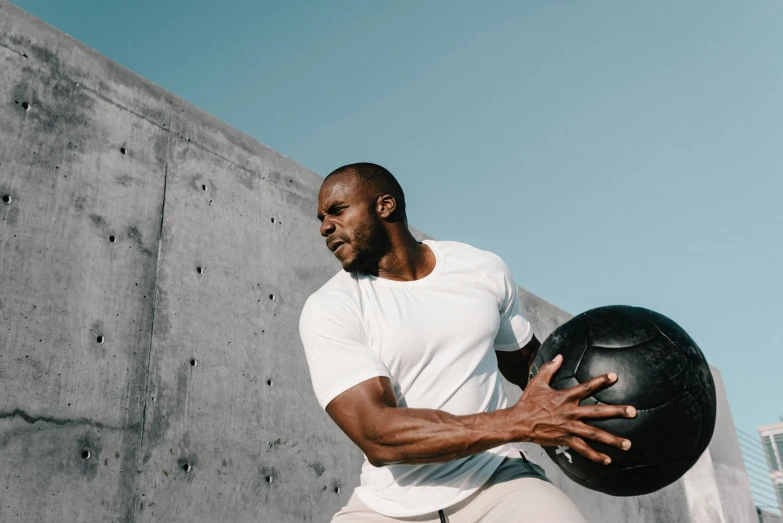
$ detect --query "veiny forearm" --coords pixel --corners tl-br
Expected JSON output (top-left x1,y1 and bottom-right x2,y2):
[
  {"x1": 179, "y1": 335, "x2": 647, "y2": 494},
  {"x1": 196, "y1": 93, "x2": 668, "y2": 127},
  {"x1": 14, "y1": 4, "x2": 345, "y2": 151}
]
[{"x1": 367, "y1": 405, "x2": 520, "y2": 466}]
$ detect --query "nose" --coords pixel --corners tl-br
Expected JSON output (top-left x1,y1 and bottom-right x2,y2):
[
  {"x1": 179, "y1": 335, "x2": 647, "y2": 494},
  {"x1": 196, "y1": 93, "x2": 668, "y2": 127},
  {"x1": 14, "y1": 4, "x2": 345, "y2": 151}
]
[{"x1": 320, "y1": 216, "x2": 335, "y2": 238}]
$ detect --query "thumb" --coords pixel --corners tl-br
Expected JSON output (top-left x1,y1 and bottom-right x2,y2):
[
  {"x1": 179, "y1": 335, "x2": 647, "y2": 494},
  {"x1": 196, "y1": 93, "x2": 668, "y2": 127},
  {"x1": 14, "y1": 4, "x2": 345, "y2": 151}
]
[{"x1": 533, "y1": 354, "x2": 563, "y2": 385}]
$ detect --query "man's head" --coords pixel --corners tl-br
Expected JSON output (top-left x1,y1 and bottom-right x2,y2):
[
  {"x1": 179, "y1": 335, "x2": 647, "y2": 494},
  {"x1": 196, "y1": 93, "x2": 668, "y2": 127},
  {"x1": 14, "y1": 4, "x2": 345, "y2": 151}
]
[{"x1": 317, "y1": 163, "x2": 407, "y2": 273}]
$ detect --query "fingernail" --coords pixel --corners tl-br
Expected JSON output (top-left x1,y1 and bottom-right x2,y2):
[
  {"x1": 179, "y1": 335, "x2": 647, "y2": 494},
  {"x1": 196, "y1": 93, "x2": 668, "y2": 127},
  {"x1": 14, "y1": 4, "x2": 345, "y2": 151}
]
[
  {"x1": 622, "y1": 440, "x2": 631, "y2": 450},
  {"x1": 626, "y1": 406, "x2": 636, "y2": 417},
  {"x1": 604, "y1": 457, "x2": 611, "y2": 465},
  {"x1": 608, "y1": 372, "x2": 617, "y2": 381},
  {"x1": 553, "y1": 354, "x2": 562, "y2": 363}
]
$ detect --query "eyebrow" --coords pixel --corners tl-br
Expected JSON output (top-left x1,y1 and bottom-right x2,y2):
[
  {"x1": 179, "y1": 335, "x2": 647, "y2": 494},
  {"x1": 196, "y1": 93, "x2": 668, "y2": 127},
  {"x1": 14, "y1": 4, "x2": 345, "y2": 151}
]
[{"x1": 317, "y1": 201, "x2": 346, "y2": 221}]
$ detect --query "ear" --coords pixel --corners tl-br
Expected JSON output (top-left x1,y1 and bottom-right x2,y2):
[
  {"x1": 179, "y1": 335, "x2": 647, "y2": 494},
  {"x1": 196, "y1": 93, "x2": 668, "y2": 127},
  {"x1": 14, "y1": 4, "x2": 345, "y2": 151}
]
[{"x1": 375, "y1": 194, "x2": 397, "y2": 220}]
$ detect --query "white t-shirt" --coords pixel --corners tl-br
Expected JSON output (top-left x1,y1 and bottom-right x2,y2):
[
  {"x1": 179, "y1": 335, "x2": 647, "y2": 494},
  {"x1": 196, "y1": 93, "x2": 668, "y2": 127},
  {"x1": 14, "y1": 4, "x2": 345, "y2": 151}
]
[{"x1": 298, "y1": 240, "x2": 535, "y2": 517}]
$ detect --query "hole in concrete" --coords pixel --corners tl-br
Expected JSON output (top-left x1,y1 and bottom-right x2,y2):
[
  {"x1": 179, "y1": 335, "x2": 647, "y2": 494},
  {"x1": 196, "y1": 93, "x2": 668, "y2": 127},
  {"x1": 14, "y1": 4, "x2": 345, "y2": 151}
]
[
  {"x1": 269, "y1": 294, "x2": 275, "y2": 301},
  {"x1": 82, "y1": 450, "x2": 91, "y2": 460},
  {"x1": 2, "y1": 195, "x2": 11, "y2": 204},
  {"x1": 334, "y1": 487, "x2": 340, "y2": 494},
  {"x1": 21, "y1": 102, "x2": 30, "y2": 111},
  {"x1": 120, "y1": 147, "x2": 126, "y2": 155},
  {"x1": 190, "y1": 359, "x2": 197, "y2": 367},
  {"x1": 271, "y1": 218, "x2": 275, "y2": 223},
  {"x1": 267, "y1": 379, "x2": 273, "y2": 386},
  {"x1": 97, "y1": 335, "x2": 104, "y2": 344},
  {"x1": 265, "y1": 475, "x2": 273, "y2": 484},
  {"x1": 197, "y1": 266, "x2": 204, "y2": 274},
  {"x1": 109, "y1": 235, "x2": 116, "y2": 243},
  {"x1": 183, "y1": 463, "x2": 191, "y2": 472},
  {"x1": 201, "y1": 184, "x2": 207, "y2": 191}
]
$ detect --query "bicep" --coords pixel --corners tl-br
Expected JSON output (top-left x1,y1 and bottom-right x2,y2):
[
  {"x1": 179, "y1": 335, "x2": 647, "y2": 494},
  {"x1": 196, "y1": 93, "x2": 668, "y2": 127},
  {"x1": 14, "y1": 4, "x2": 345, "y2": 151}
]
[{"x1": 325, "y1": 376, "x2": 397, "y2": 463}]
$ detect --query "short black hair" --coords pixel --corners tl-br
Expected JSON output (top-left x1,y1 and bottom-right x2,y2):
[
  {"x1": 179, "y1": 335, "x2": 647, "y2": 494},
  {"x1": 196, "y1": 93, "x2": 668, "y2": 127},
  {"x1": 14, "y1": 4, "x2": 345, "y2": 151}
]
[{"x1": 326, "y1": 162, "x2": 406, "y2": 221}]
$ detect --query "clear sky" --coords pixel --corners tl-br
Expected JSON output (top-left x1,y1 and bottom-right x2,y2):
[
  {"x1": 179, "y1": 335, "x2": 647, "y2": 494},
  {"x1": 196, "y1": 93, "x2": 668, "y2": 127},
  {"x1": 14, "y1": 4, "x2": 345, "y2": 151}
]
[{"x1": 13, "y1": 0, "x2": 782, "y2": 470}]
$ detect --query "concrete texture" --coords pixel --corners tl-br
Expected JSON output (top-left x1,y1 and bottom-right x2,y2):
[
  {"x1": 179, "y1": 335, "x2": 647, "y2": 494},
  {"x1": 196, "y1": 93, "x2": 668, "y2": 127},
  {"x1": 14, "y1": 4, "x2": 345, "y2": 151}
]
[
  {"x1": 0, "y1": 2, "x2": 757, "y2": 521},
  {"x1": 759, "y1": 509, "x2": 783, "y2": 523}
]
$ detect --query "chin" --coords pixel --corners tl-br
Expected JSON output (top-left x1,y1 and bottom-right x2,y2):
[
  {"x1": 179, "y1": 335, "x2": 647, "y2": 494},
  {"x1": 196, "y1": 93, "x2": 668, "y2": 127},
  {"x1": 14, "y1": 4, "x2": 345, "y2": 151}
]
[
  {"x1": 340, "y1": 254, "x2": 364, "y2": 273},
  {"x1": 341, "y1": 260, "x2": 359, "y2": 272}
]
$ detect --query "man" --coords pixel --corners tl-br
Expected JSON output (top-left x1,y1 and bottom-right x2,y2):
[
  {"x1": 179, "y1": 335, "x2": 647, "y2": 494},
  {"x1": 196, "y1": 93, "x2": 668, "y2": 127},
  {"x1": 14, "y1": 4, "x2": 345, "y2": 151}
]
[{"x1": 299, "y1": 163, "x2": 636, "y2": 522}]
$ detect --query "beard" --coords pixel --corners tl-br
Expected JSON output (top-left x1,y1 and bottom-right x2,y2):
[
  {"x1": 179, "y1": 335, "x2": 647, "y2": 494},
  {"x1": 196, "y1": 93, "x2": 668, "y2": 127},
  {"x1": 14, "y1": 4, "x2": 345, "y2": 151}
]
[{"x1": 342, "y1": 213, "x2": 392, "y2": 274}]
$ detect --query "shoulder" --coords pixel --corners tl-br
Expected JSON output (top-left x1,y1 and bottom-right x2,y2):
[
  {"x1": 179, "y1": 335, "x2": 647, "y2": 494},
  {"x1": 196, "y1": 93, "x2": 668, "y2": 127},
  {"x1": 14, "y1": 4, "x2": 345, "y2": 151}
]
[
  {"x1": 431, "y1": 239, "x2": 510, "y2": 274},
  {"x1": 300, "y1": 270, "x2": 362, "y2": 325}
]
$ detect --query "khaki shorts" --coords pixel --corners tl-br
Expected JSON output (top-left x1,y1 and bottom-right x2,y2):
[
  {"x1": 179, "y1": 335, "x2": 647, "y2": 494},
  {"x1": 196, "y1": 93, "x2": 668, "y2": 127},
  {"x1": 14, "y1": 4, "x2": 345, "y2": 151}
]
[{"x1": 331, "y1": 453, "x2": 587, "y2": 523}]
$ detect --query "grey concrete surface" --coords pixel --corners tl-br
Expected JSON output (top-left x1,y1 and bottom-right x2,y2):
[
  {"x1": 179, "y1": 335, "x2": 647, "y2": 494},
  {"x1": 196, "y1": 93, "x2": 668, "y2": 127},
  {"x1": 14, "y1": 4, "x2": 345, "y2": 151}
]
[
  {"x1": 759, "y1": 509, "x2": 783, "y2": 523},
  {"x1": 0, "y1": 1, "x2": 757, "y2": 522}
]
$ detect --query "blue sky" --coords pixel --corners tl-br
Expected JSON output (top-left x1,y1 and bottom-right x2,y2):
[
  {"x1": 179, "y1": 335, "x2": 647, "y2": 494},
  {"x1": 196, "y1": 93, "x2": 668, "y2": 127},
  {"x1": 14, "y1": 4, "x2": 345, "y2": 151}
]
[{"x1": 13, "y1": 0, "x2": 782, "y2": 472}]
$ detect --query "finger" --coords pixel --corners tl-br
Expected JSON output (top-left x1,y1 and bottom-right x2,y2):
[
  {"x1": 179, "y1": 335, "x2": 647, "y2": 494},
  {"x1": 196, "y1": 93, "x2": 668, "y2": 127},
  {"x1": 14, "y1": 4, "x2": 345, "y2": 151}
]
[
  {"x1": 570, "y1": 421, "x2": 632, "y2": 451},
  {"x1": 576, "y1": 403, "x2": 637, "y2": 420},
  {"x1": 564, "y1": 436, "x2": 613, "y2": 465},
  {"x1": 531, "y1": 354, "x2": 563, "y2": 385},
  {"x1": 565, "y1": 372, "x2": 619, "y2": 401}
]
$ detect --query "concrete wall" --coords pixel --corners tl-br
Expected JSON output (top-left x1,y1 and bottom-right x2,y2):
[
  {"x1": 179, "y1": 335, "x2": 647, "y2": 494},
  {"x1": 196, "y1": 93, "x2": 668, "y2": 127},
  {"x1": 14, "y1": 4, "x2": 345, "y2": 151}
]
[{"x1": 0, "y1": 2, "x2": 757, "y2": 522}]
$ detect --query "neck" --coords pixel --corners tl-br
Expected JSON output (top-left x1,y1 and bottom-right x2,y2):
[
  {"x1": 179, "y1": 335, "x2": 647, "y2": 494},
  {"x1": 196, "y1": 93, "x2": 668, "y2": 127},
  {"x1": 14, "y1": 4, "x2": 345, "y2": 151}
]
[{"x1": 376, "y1": 231, "x2": 435, "y2": 282}]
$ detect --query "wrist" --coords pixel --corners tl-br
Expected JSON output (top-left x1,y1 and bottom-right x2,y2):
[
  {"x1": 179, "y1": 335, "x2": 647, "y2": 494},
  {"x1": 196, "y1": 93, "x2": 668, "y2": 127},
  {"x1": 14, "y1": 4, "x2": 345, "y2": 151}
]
[{"x1": 483, "y1": 406, "x2": 528, "y2": 445}]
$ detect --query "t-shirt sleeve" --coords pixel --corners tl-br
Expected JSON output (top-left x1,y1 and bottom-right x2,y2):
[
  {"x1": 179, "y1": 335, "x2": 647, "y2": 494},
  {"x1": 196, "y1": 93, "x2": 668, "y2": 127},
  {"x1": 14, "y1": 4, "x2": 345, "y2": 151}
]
[
  {"x1": 299, "y1": 291, "x2": 391, "y2": 410},
  {"x1": 492, "y1": 257, "x2": 534, "y2": 352}
]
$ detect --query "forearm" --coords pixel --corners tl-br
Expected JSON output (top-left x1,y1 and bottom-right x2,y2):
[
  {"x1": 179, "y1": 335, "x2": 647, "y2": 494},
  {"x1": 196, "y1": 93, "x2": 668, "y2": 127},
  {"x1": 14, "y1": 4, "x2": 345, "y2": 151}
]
[{"x1": 367, "y1": 405, "x2": 519, "y2": 466}]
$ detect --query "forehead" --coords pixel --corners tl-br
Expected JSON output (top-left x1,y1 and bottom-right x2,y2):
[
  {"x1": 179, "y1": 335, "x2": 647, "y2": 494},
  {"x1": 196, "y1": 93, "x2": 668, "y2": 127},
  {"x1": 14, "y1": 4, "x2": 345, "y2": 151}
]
[{"x1": 317, "y1": 172, "x2": 366, "y2": 209}]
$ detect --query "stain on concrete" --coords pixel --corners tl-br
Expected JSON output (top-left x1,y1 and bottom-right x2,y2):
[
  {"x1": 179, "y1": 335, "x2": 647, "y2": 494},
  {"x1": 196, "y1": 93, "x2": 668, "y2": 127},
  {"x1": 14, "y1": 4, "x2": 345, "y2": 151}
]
[
  {"x1": 152, "y1": 130, "x2": 169, "y2": 164},
  {"x1": 2, "y1": 200, "x2": 19, "y2": 227},
  {"x1": 192, "y1": 173, "x2": 217, "y2": 200},
  {"x1": 75, "y1": 431, "x2": 103, "y2": 481},
  {"x1": 11, "y1": 73, "x2": 92, "y2": 140},
  {"x1": 126, "y1": 224, "x2": 155, "y2": 257},
  {"x1": 115, "y1": 174, "x2": 138, "y2": 187},
  {"x1": 143, "y1": 363, "x2": 189, "y2": 453},
  {"x1": 266, "y1": 438, "x2": 283, "y2": 451},
  {"x1": 18, "y1": 37, "x2": 60, "y2": 71},
  {"x1": 71, "y1": 194, "x2": 87, "y2": 213},
  {"x1": 88, "y1": 213, "x2": 107, "y2": 229},
  {"x1": 308, "y1": 462, "x2": 326, "y2": 477},
  {"x1": 177, "y1": 452, "x2": 198, "y2": 482},
  {"x1": 0, "y1": 409, "x2": 131, "y2": 448}
]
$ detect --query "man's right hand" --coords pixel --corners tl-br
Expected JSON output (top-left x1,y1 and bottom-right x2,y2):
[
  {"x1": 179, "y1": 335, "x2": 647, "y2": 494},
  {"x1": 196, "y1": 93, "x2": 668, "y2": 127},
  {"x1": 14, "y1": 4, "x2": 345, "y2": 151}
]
[{"x1": 510, "y1": 354, "x2": 637, "y2": 464}]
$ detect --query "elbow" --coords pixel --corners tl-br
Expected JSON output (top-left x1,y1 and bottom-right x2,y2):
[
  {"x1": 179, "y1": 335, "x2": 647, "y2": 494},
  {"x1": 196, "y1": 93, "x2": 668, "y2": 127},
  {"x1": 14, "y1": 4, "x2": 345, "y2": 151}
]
[
  {"x1": 367, "y1": 454, "x2": 385, "y2": 468},
  {"x1": 365, "y1": 444, "x2": 397, "y2": 467}
]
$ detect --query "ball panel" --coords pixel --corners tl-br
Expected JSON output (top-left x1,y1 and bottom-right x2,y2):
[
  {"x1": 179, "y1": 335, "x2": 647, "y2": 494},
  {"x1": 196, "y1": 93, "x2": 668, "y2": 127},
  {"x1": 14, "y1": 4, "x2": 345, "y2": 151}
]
[
  {"x1": 590, "y1": 391, "x2": 704, "y2": 466},
  {"x1": 549, "y1": 375, "x2": 580, "y2": 392},
  {"x1": 533, "y1": 315, "x2": 589, "y2": 379},
  {"x1": 645, "y1": 308, "x2": 718, "y2": 459},
  {"x1": 544, "y1": 391, "x2": 706, "y2": 494},
  {"x1": 646, "y1": 309, "x2": 705, "y2": 362},
  {"x1": 575, "y1": 338, "x2": 688, "y2": 410},
  {"x1": 581, "y1": 305, "x2": 659, "y2": 348}
]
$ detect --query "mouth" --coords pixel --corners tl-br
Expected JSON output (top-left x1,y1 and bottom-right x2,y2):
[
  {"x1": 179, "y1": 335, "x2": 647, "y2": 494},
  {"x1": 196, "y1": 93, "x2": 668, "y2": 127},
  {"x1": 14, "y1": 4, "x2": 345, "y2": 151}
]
[{"x1": 328, "y1": 240, "x2": 345, "y2": 253}]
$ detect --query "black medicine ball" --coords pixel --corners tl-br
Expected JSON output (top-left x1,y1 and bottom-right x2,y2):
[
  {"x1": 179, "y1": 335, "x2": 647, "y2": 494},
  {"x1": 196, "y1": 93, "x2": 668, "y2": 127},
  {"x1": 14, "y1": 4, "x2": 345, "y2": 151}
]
[{"x1": 529, "y1": 305, "x2": 717, "y2": 496}]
